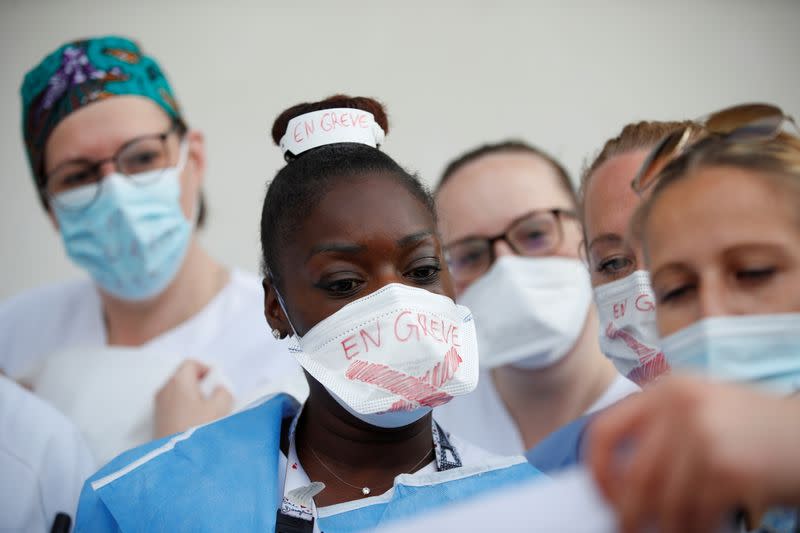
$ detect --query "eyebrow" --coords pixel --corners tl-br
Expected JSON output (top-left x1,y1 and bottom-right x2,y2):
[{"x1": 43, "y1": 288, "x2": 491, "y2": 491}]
[
  {"x1": 650, "y1": 262, "x2": 694, "y2": 286},
  {"x1": 587, "y1": 233, "x2": 623, "y2": 252},
  {"x1": 306, "y1": 242, "x2": 366, "y2": 261},
  {"x1": 443, "y1": 208, "x2": 576, "y2": 248},
  {"x1": 47, "y1": 157, "x2": 94, "y2": 175},
  {"x1": 652, "y1": 262, "x2": 691, "y2": 276},
  {"x1": 305, "y1": 231, "x2": 435, "y2": 262},
  {"x1": 397, "y1": 230, "x2": 435, "y2": 248},
  {"x1": 47, "y1": 123, "x2": 175, "y2": 175}
]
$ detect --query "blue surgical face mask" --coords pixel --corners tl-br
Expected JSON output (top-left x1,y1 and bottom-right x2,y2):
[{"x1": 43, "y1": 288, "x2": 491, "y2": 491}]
[
  {"x1": 660, "y1": 313, "x2": 800, "y2": 395},
  {"x1": 53, "y1": 142, "x2": 192, "y2": 301}
]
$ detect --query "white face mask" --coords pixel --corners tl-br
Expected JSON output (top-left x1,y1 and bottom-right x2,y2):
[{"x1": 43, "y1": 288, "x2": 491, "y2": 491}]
[
  {"x1": 459, "y1": 256, "x2": 593, "y2": 370},
  {"x1": 593, "y1": 270, "x2": 669, "y2": 386},
  {"x1": 281, "y1": 283, "x2": 479, "y2": 428},
  {"x1": 661, "y1": 313, "x2": 800, "y2": 395}
]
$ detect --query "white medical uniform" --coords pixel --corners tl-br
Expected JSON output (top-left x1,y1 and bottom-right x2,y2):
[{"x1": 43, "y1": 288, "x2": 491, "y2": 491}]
[
  {"x1": 435, "y1": 370, "x2": 639, "y2": 456},
  {"x1": 0, "y1": 270, "x2": 307, "y2": 464},
  {"x1": 0, "y1": 377, "x2": 94, "y2": 532}
]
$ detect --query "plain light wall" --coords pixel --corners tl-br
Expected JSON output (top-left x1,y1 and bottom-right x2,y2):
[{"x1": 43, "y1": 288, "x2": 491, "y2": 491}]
[{"x1": 2, "y1": 0, "x2": 799, "y2": 299}]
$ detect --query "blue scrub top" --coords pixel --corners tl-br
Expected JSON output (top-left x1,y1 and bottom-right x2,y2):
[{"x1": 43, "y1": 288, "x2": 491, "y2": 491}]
[
  {"x1": 525, "y1": 413, "x2": 596, "y2": 475},
  {"x1": 75, "y1": 394, "x2": 540, "y2": 532}
]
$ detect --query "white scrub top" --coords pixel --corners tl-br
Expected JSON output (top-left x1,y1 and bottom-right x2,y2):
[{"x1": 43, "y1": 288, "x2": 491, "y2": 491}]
[
  {"x1": 0, "y1": 270, "x2": 307, "y2": 464},
  {"x1": 0, "y1": 377, "x2": 94, "y2": 532},
  {"x1": 435, "y1": 370, "x2": 639, "y2": 456}
]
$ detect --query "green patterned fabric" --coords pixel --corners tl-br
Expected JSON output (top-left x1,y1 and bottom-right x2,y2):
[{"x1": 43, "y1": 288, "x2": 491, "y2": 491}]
[{"x1": 21, "y1": 36, "x2": 183, "y2": 189}]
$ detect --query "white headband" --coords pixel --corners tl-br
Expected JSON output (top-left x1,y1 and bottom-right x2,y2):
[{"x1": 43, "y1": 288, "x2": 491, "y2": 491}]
[{"x1": 278, "y1": 108, "x2": 386, "y2": 158}]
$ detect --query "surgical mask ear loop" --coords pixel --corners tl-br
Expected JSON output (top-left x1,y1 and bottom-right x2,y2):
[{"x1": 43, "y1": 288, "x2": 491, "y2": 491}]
[
  {"x1": 173, "y1": 138, "x2": 203, "y2": 228},
  {"x1": 175, "y1": 137, "x2": 190, "y2": 173},
  {"x1": 268, "y1": 271, "x2": 298, "y2": 338}
]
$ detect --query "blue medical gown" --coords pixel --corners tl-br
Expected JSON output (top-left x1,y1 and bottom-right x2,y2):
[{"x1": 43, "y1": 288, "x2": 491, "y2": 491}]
[
  {"x1": 525, "y1": 413, "x2": 596, "y2": 474},
  {"x1": 75, "y1": 394, "x2": 540, "y2": 532}
]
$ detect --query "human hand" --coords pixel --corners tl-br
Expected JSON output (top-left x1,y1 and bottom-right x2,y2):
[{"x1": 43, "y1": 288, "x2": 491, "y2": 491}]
[
  {"x1": 154, "y1": 359, "x2": 234, "y2": 438},
  {"x1": 588, "y1": 376, "x2": 800, "y2": 533}
]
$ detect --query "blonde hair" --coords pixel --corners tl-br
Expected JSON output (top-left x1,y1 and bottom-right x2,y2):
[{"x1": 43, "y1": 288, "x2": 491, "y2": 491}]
[
  {"x1": 577, "y1": 120, "x2": 702, "y2": 257},
  {"x1": 579, "y1": 120, "x2": 700, "y2": 207},
  {"x1": 633, "y1": 131, "x2": 800, "y2": 245}
]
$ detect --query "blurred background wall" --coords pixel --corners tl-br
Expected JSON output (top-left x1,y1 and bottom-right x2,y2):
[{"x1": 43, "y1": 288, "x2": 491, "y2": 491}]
[{"x1": 2, "y1": 0, "x2": 799, "y2": 299}]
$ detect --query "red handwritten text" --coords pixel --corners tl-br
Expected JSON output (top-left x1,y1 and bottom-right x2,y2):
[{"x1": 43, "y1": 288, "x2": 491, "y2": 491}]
[
  {"x1": 340, "y1": 321, "x2": 382, "y2": 360},
  {"x1": 293, "y1": 110, "x2": 371, "y2": 144},
  {"x1": 635, "y1": 293, "x2": 655, "y2": 312},
  {"x1": 394, "y1": 311, "x2": 460, "y2": 346},
  {"x1": 418, "y1": 346, "x2": 463, "y2": 389},
  {"x1": 605, "y1": 322, "x2": 670, "y2": 386},
  {"x1": 605, "y1": 322, "x2": 658, "y2": 364},
  {"x1": 345, "y1": 360, "x2": 453, "y2": 408}
]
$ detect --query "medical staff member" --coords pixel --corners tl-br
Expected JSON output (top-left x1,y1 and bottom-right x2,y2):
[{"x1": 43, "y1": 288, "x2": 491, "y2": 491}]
[
  {"x1": 1, "y1": 36, "x2": 299, "y2": 461},
  {"x1": 1, "y1": 375, "x2": 94, "y2": 531},
  {"x1": 74, "y1": 95, "x2": 539, "y2": 532},
  {"x1": 433, "y1": 141, "x2": 638, "y2": 456},
  {"x1": 592, "y1": 104, "x2": 800, "y2": 533},
  {"x1": 526, "y1": 120, "x2": 702, "y2": 472},
  {"x1": 581, "y1": 120, "x2": 702, "y2": 386}
]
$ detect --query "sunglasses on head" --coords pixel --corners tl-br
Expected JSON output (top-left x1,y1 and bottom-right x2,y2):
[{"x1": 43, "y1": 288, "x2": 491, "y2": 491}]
[{"x1": 632, "y1": 103, "x2": 800, "y2": 195}]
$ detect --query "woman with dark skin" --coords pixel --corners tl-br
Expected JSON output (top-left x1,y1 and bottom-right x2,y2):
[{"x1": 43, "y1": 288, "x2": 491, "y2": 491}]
[
  {"x1": 75, "y1": 95, "x2": 536, "y2": 532},
  {"x1": 265, "y1": 170, "x2": 454, "y2": 505}
]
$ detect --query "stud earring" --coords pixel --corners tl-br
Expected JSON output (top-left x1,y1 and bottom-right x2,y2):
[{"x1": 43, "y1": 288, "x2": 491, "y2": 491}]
[{"x1": 271, "y1": 328, "x2": 282, "y2": 340}]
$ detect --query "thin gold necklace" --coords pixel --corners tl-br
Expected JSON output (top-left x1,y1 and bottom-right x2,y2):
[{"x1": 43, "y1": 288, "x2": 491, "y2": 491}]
[{"x1": 307, "y1": 445, "x2": 433, "y2": 496}]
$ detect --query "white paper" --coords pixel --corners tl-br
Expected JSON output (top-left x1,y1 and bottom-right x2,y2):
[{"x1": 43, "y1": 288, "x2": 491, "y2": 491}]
[
  {"x1": 279, "y1": 107, "x2": 385, "y2": 156},
  {"x1": 377, "y1": 465, "x2": 742, "y2": 532}
]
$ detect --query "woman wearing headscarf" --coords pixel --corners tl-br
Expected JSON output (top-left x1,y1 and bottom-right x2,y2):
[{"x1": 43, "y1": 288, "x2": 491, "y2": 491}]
[{"x1": 2, "y1": 36, "x2": 303, "y2": 464}]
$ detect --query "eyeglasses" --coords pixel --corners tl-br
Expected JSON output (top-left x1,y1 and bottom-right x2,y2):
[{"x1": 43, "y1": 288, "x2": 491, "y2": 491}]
[
  {"x1": 444, "y1": 209, "x2": 578, "y2": 286},
  {"x1": 632, "y1": 103, "x2": 800, "y2": 195},
  {"x1": 44, "y1": 123, "x2": 182, "y2": 211}
]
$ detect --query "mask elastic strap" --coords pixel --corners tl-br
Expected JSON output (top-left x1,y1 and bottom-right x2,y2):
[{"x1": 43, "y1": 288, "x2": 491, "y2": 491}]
[
  {"x1": 174, "y1": 138, "x2": 203, "y2": 227},
  {"x1": 175, "y1": 138, "x2": 190, "y2": 173},
  {"x1": 269, "y1": 272, "x2": 299, "y2": 337}
]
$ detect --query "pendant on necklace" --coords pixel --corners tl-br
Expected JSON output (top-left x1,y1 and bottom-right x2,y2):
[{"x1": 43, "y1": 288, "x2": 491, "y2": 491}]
[{"x1": 361, "y1": 487, "x2": 371, "y2": 496}]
